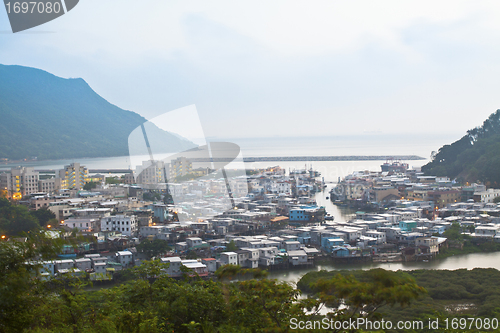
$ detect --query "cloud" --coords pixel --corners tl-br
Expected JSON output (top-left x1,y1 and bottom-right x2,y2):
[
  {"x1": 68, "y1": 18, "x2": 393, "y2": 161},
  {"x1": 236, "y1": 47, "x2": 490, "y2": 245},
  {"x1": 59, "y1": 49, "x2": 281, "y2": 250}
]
[{"x1": 1, "y1": 0, "x2": 500, "y2": 139}]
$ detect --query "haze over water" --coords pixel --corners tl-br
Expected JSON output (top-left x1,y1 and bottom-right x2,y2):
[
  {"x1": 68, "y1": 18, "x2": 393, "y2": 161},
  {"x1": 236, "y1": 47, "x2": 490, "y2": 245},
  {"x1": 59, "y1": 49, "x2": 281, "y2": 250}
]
[
  {"x1": 0, "y1": 133, "x2": 457, "y2": 182},
  {"x1": 4, "y1": 132, "x2": 500, "y2": 277}
]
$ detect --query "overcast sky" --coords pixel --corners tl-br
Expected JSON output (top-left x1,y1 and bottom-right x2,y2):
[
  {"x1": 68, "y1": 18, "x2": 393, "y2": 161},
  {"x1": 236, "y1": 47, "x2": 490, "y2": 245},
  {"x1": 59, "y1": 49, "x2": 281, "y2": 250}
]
[{"x1": 1, "y1": 1, "x2": 500, "y2": 140}]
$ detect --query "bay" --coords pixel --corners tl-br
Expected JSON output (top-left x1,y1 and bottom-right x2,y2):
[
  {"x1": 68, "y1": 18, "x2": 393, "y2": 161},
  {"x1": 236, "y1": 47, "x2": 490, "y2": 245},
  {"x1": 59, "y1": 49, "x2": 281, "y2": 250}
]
[{"x1": 6, "y1": 133, "x2": 495, "y2": 281}]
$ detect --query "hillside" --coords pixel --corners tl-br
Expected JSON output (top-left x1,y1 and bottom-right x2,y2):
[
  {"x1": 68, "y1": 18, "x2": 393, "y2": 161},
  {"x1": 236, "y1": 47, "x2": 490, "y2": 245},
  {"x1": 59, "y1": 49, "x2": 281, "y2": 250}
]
[
  {"x1": 422, "y1": 109, "x2": 500, "y2": 186},
  {"x1": 0, "y1": 65, "x2": 195, "y2": 160},
  {"x1": 298, "y1": 268, "x2": 500, "y2": 324}
]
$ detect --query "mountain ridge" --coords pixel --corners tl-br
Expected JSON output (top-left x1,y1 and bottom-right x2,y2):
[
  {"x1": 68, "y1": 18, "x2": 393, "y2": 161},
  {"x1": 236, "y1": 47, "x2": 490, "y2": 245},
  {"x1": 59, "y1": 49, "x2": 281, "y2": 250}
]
[
  {"x1": 0, "y1": 64, "x2": 195, "y2": 160},
  {"x1": 422, "y1": 109, "x2": 500, "y2": 186}
]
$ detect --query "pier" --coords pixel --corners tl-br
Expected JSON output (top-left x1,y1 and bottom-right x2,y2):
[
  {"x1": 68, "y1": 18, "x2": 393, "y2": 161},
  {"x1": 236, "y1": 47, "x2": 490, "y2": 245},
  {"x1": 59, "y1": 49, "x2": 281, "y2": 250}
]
[
  {"x1": 184, "y1": 155, "x2": 425, "y2": 163},
  {"x1": 14, "y1": 155, "x2": 424, "y2": 174},
  {"x1": 241, "y1": 155, "x2": 424, "y2": 162},
  {"x1": 37, "y1": 169, "x2": 134, "y2": 174}
]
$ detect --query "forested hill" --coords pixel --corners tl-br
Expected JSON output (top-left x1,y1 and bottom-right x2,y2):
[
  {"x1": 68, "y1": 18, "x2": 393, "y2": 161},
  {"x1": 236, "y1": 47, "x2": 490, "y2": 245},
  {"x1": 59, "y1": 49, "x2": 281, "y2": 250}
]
[
  {"x1": 0, "y1": 64, "x2": 195, "y2": 160},
  {"x1": 422, "y1": 109, "x2": 500, "y2": 186}
]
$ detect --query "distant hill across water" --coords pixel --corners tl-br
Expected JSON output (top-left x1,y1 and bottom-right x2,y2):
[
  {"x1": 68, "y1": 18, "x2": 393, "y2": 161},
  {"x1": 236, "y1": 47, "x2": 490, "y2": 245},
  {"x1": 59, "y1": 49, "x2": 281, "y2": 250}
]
[
  {"x1": 423, "y1": 109, "x2": 500, "y2": 186},
  {"x1": 0, "y1": 64, "x2": 195, "y2": 160}
]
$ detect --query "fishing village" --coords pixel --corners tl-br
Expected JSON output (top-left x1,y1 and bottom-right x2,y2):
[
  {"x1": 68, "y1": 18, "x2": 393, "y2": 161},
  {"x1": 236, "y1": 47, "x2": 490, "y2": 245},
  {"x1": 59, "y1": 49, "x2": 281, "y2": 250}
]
[{"x1": 3, "y1": 155, "x2": 500, "y2": 281}]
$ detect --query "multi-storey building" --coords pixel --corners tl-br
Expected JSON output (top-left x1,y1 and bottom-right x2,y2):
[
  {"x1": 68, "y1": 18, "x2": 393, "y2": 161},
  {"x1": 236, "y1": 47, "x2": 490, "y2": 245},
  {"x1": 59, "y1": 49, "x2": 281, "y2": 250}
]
[
  {"x1": 100, "y1": 214, "x2": 138, "y2": 237},
  {"x1": 64, "y1": 217, "x2": 100, "y2": 232},
  {"x1": 30, "y1": 196, "x2": 55, "y2": 210},
  {"x1": 124, "y1": 173, "x2": 135, "y2": 184},
  {"x1": 58, "y1": 163, "x2": 89, "y2": 190},
  {"x1": 473, "y1": 188, "x2": 500, "y2": 203},
  {"x1": 135, "y1": 160, "x2": 167, "y2": 184},
  {"x1": 0, "y1": 166, "x2": 39, "y2": 198},
  {"x1": 170, "y1": 157, "x2": 192, "y2": 180},
  {"x1": 268, "y1": 180, "x2": 290, "y2": 195},
  {"x1": 427, "y1": 190, "x2": 461, "y2": 208},
  {"x1": 38, "y1": 177, "x2": 62, "y2": 194}
]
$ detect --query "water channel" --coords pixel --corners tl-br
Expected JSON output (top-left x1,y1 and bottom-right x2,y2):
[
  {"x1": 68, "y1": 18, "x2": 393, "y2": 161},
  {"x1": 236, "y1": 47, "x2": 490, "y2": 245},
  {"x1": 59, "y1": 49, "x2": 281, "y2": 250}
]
[{"x1": 268, "y1": 185, "x2": 500, "y2": 284}]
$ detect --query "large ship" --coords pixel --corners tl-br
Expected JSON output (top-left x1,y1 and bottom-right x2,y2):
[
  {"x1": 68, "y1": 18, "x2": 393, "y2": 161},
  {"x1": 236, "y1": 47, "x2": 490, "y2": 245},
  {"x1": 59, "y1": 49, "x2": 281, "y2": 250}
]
[{"x1": 380, "y1": 158, "x2": 408, "y2": 173}]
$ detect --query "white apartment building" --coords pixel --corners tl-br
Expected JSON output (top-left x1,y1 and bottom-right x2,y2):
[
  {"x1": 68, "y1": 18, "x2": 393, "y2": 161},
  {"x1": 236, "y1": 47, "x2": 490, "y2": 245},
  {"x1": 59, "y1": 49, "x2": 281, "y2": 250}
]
[
  {"x1": 74, "y1": 258, "x2": 92, "y2": 271},
  {"x1": 475, "y1": 225, "x2": 500, "y2": 237},
  {"x1": 269, "y1": 181, "x2": 291, "y2": 195},
  {"x1": 161, "y1": 257, "x2": 183, "y2": 277},
  {"x1": 229, "y1": 177, "x2": 249, "y2": 197},
  {"x1": 168, "y1": 183, "x2": 184, "y2": 197},
  {"x1": 474, "y1": 189, "x2": 500, "y2": 203},
  {"x1": 220, "y1": 252, "x2": 238, "y2": 266},
  {"x1": 116, "y1": 251, "x2": 134, "y2": 266},
  {"x1": 64, "y1": 218, "x2": 100, "y2": 232},
  {"x1": 101, "y1": 215, "x2": 138, "y2": 237},
  {"x1": 201, "y1": 258, "x2": 217, "y2": 272},
  {"x1": 365, "y1": 230, "x2": 387, "y2": 244}
]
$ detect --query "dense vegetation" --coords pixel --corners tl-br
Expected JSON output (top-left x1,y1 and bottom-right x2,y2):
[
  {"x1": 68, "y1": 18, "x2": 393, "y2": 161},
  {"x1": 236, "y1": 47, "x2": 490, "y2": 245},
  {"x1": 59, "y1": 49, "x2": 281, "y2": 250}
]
[
  {"x1": 434, "y1": 223, "x2": 500, "y2": 259},
  {"x1": 422, "y1": 109, "x2": 500, "y2": 186},
  {"x1": 299, "y1": 268, "x2": 500, "y2": 332},
  {"x1": 1, "y1": 235, "x2": 431, "y2": 333},
  {"x1": 3, "y1": 232, "x2": 500, "y2": 332},
  {"x1": 136, "y1": 239, "x2": 172, "y2": 259},
  {"x1": 0, "y1": 64, "x2": 195, "y2": 160},
  {"x1": 0, "y1": 198, "x2": 56, "y2": 236}
]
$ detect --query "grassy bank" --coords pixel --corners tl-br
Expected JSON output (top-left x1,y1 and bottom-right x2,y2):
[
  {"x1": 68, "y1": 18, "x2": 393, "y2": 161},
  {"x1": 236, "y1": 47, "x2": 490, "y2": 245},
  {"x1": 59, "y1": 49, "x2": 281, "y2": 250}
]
[
  {"x1": 436, "y1": 240, "x2": 500, "y2": 259},
  {"x1": 297, "y1": 267, "x2": 500, "y2": 331}
]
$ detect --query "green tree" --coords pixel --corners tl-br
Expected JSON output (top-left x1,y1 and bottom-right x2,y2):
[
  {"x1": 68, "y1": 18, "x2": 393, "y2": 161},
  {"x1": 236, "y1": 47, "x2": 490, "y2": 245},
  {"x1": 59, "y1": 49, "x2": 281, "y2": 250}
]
[
  {"x1": 225, "y1": 240, "x2": 238, "y2": 252},
  {"x1": 136, "y1": 239, "x2": 172, "y2": 259},
  {"x1": 214, "y1": 265, "x2": 316, "y2": 332},
  {"x1": 143, "y1": 192, "x2": 161, "y2": 202},
  {"x1": 163, "y1": 191, "x2": 173, "y2": 205},
  {"x1": 186, "y1": 250, "x2": 198, "y2": 259},
  {"x1": 422, "y1": 109, "x2": 500, "y2": 185},
  {"x1": 443, "y1": 222, "x2": 465, "y2": 241},
  {"x1": 83, "y1": 181, "x2": 98, "y2": 190},
  {"x1": 0, "y1": 234, "x2": 64, "y2": 332},
  {"x1": 305, "y1": 269, "x2": 427, "y2": 332},
  {"x1": 132, "y1": 258, "x2": 170, "y2": 280},
  {"x1": 0, "y1": 198, "x2": 40, "y2": 235},
  {"x1": 106, "y1": 176, "x2": 122, "y2": 185},
  {"x1": 0, "y1": 237, "x2": 441, "y2": 333},
  {"x1": 227, "y1": 278, "x2": 312, "y2": 332},
  {"x1": 30, "y1": 207, "x2": 56, "y2": 227}
]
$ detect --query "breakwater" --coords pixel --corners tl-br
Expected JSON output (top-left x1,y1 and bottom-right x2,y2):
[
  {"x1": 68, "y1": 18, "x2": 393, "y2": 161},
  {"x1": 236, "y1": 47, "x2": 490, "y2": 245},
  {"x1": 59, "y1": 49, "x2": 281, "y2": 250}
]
[
  {"x1": 241, "y1": 155, "x2": 424, "y2": 162},
  {"x1": 184, "y1": 155, "x2": 425, "y2": 163}
]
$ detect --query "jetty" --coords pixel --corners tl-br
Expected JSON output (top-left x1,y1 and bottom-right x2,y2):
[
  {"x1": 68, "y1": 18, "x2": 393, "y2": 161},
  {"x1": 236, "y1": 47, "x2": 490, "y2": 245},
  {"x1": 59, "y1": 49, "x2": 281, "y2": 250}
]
[{"x1": 195, "y1": 155, "x2": 424, "y2": 163}]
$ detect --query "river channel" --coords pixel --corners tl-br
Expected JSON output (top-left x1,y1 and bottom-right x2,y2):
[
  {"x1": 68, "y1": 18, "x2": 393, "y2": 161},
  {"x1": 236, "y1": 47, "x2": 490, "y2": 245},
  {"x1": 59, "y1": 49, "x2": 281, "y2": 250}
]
[{"x1": 268, "y1": 185, "x2": 500, "y2": 284}]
